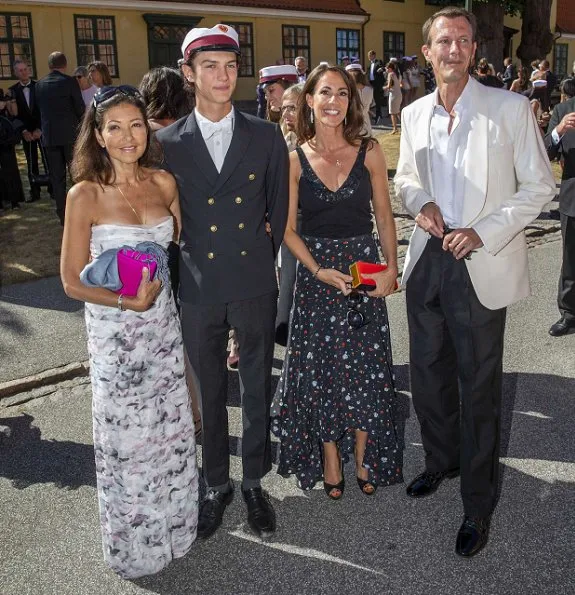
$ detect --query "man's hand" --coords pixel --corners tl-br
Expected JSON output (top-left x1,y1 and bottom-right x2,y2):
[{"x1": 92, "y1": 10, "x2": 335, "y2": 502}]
[
  {"x1": 415, "y1": 203, "x2": 445, "y2": 238},
  {"x1": 556, "y1": 112, "x2": 575, "y2": 137},
  {"x1": 31, "y1": 129, "x2": 42, "y2": 141},
  {"x1": 443, "y1": 228, "x2": 483, "y2": 260},
  {"x1": 22, "y1": 130, "x2": 32, "y2": 142}
]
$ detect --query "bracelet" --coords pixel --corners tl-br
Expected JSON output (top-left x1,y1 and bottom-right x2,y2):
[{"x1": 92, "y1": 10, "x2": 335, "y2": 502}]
[
  {"x1": 117, "y1": 294, "x2": 124, "y2": 311},
  {"x1": 313, "y1": 265, "x2": 322, "y2": 277}
]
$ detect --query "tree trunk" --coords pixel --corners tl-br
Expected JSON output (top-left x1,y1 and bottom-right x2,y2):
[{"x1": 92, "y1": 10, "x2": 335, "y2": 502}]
[
  {"x1": 472, "y1": 2, "x2": 506, "y2": 74},
  {"x1": 517, "y1": 0, "x2": 554, "y2": 68}
]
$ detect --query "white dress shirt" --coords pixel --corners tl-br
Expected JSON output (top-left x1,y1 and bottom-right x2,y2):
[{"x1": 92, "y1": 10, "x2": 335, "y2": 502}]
[
  {"x1": 195, "y1": 107, "x2": 235, "y2": 173},
  {"x1": 369, "y1": 60, "x2": 376, "y2": 82},
  {"x1": 20, "y1": 82, "x2": 31, "y2": 107},
  {"x1": 429, "y1": 78, "x2": 473, "y2": 228}
]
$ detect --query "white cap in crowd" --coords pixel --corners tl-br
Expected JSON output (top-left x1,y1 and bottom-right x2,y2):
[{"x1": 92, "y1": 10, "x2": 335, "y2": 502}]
[
  {"x1": 345, "y1": 63, "x2": 364, "y2": 73},
  {"x1": 259, "y1": 65, "x2": 299, "y2": 86},
  {"x1": 181, "y1": 24, "x2": 240, "y2": 62}
]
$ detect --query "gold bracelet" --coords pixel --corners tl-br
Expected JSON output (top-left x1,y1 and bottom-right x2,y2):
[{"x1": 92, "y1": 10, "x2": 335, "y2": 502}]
[
  {"x1": 313, "y1": 265, "x2": 322, "y2": 277},
  {"x1": 117, "y1": 294, "x2": 124, "y2": 311}
]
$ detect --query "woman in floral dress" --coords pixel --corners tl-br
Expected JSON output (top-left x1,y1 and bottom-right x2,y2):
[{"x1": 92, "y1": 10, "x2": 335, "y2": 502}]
[
  {"x1": 272, "y1": 65, "x2": 403, "y2": 500},
  {"x1": 60, "y1": 86, "x2": 197, "y2": 578}
]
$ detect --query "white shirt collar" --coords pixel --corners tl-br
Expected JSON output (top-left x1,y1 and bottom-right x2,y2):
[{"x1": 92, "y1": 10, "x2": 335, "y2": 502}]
[
  {"x1": 195, "y1": 106, "x2": 235, "y2": 134},
  {"x1": 432, "y1": 76, "x2": 473, "y2": 117}
]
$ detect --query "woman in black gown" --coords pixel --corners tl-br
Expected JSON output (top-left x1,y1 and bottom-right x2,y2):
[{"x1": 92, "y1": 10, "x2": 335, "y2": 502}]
[{"x1": 272, "y1": 65, "x2": 403, "y2": 499}]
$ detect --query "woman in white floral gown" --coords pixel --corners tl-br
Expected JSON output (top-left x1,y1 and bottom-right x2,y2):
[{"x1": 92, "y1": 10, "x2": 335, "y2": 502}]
[{"x1": 60, "y1": 86, "x2": 198, "y2": 579}]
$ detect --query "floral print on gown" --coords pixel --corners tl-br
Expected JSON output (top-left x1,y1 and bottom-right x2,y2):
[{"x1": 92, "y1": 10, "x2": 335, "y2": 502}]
[{"x1": 86, "y1": 217, "x2": 198, "y2": 579}]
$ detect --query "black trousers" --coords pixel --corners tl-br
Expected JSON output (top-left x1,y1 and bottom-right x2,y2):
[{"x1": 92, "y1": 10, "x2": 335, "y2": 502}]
[
  {"x1": 45, "y1": 143, "x2": 74, "y2": 224},
  {"x1": 406, "y1": 237, "x2": 506, "y2": 518},
  {"x1": 22, "y1": 139, "x2": 39, "y2": 198},
  {"x1": 181, "y1": 292, "x2": 277, "y2": 488},
  {"x1": 372, "y1": 87, "x2": 386, "y2": 120},
  {"x1": 558, "y1": 213, "x2": 575, "y2": 322}
]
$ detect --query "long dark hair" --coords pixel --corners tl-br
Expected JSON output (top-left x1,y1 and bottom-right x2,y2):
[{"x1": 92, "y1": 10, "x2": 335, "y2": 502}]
[
  {"x1": 71, "y1": 93, "x2": 160, "y2": 185},
  {"x1": 295, "y1": 64, "x2": 369, "y2": 146},
  {"x1": 139, "y1": 66, "x2": 194, "y2": 121}
]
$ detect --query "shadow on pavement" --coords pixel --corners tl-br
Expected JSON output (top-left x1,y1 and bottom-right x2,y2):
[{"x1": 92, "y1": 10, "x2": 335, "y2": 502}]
[
  {"x1": 0, "y1": 275, "x2": 83, "y2": 313},
  {"x1": 0, "y1": 413, "x2": 96, "y2": 490}
]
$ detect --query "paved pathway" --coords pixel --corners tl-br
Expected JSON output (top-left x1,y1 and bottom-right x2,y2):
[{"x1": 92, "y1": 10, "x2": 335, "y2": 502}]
[{"x1": 1, "y1": 241, "x2": 573, "y2": 595}]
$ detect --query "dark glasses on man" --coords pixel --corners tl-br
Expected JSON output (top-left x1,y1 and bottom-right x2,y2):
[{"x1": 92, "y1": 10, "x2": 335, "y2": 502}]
[
  {"x1": 93, "y1": 85, "x2": 141, "y2": 107},
  {"x1": 347, "y1": 291, "x2": 369, "y2": 330}
]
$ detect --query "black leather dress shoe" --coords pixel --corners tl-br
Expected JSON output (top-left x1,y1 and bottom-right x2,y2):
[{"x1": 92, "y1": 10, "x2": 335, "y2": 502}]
[
  {"x1": 406, "y1": 468, "x2": 459, "y2": 498},
  {"x1": 455, "y1": 515, "x2": 490, "y2": 557},
  {"x1": 197, "y1": 486, "x2": 234, "y2": 540},
  {"x1": 549, "y1": 316, "x2": 575, "y2": 337},
  {"x1": 243, "y1": 487, "x2": 276, "y2": 539}
]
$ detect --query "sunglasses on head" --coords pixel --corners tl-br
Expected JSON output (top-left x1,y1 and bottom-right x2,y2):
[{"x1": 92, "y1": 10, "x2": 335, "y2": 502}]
[
  {"x1": 346, "y1": 291, "x2": 369, "y2": 330},
  {"x1": 93, "y1": 85, "x2": 141, "y2": 107}
]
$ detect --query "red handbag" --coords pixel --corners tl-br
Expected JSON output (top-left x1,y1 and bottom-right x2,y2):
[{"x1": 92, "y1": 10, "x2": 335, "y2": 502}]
[{"x1": 349, "y1": 261, "x2": 398, "y2": 291}]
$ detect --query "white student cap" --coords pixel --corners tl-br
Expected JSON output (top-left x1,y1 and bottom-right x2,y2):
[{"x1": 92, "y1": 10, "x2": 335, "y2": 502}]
[
  {"x1": 259, "y1": 65, "x2": 299, "y2": 86},
  {"x1": 181, "y1": 24, "x2": 240, "y2": 62}
]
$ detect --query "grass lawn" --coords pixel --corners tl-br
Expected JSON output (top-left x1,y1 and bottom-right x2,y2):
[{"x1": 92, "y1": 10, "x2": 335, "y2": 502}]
[{"x1": 0, "y1": 133, "x2": 561, "y2": 287}]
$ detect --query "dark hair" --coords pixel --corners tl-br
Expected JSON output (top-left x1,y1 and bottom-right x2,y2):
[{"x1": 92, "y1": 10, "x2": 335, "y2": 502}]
[
  {"x1": 349, "y1": 69, "x2": 369, "y2": 87},
  {"x1": 139, "y1": 67, "x2": 194, "y2": 121},
  {"x1": 295, "y1": 64, "x2": 370, "y2": 146},
  {"x1": 477, "y1": 58, "x2": 490, "y2": 75},
  {"x1": 48, "y1": 52, "x2": 67, "y2": 69},
  {"x1": 87, "y1": 61, "x2": 113, "y2": 86},
  {"x1": 386, "y1": 61, "x2": 399, "y2": 75},
  {"x1": 185, "y1": 49, "x2": 240, "y2": 71},
  {"x1": 561, "y1": 77, "x2": 575, "y2": 99},
  {"x1": 71, "y1": 93, "x2": 159, "y2": 185},
  {"x1": 422, "y1": 6, "x2": 477, "y2": 46}
]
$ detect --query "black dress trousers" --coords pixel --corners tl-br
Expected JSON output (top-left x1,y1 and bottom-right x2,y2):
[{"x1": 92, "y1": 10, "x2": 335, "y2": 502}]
[
  {"x1": 181, "y1": 291, "x2": 277, "y2": 488},
  {"x1": 406, "y1": 236, "x2": 507, "y2": 518},
  {"x1": 558, "y1": 213, "x2": 575, "y2": 322}
]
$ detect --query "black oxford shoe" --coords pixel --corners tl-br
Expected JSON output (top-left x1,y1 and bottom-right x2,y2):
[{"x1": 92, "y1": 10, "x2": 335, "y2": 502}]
[
  {"x1": 243, "y1": 487, "x2": 276, "y2": 539},
  {"x1": 406, "y1": 468, "x2": 460, "y2": 498},
  {"x1": 455, "y1": 516, "x2": 490, "y2": 557},
  {"x1": 549, "y1": 316, "x2": 575, "y2": 337},
  {"x1": 197, "y1": 484, "x2": 234, "y2": 540}
]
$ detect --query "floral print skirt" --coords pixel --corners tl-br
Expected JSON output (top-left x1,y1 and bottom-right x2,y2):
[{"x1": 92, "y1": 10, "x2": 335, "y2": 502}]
[{"x1": 271, "y1": 234, "x2": 403, "y2": 490}]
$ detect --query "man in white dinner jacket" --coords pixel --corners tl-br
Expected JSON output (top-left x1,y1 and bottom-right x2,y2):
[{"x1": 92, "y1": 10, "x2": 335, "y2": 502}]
[{"x1": 395, "y1": 6, "x2": 556, "y2": 558}]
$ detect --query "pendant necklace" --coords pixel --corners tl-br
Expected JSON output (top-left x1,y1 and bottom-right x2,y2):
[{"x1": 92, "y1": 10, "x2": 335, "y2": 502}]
[{"x1": 115, "y1": 183, "x2": 147, "y2": 225}]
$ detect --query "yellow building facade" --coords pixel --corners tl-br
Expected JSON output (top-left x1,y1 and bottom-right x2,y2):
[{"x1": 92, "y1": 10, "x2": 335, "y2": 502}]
[{"x1": 0, "y1": 0, "x2": 571, "y2": 102}]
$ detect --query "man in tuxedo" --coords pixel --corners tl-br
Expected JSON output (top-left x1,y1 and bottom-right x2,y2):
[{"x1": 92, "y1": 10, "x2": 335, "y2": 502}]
[
  {"x1": 545, "y1": 77, "x2": 575, "y2": 336},
  {"x1": 294, "y1": 56, "x2": 309, "y2": 83},
  {"x1": 156, "y1": 24, "x2": 289, "y2": 540},
  {"x1": 395, "y1": 7, "x2": 556, "y2": 557},
  {"x1": 9, "y1": 59, "x2": 42, "y2": 202},
  {"x1": 35, "y1": 52, "x2": 84, "y2": 224},
  {"x1": 367, "y1": 50, "x2": 386, "y2": 124},
  {"x1": 501, "y1": 57, "x2": 516, "y2": 90}
]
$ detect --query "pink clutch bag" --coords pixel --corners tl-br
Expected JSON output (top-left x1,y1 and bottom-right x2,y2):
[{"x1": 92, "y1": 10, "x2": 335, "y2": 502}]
[{"x1": 116, "y1": 249, "x2": 157, "y2": 297}]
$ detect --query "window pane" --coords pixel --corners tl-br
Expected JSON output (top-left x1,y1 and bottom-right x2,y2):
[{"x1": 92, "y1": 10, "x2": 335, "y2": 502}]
[
  {"x1": 98, "y1": 44, "x2": 116, "y2": 76},
  {"x1": 96, "y1": 18, "x2": 114, "y2": 41},
  {"x1": 78, "y1": 43, "x2": 96, "y2": 65},
  {"x1": 76, "y1": 18, "x2": 93, "y2": 41},
  {"x1": 10, "y1": 15, "x2": 30, "y2": 39},
  {"x1": 0, "y1": 42, "x2": 10, "y2": 77},
  {"x1": 0, "y1": 17, "x2": 6, "y2": 39}
]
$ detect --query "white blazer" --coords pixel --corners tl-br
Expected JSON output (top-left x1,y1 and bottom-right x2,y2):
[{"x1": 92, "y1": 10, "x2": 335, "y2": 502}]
[{"x1": 395, "y1": 77, "x2": 556, "y2": 310}]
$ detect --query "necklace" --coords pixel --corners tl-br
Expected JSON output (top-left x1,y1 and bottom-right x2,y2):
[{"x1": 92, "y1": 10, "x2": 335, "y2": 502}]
[{"x1": 115, "y1": 183, "x2": 147, "y2": 225}]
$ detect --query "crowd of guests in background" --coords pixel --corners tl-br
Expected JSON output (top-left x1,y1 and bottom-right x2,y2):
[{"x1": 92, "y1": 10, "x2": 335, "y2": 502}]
[{"x1": 1, "y1": 47, "x2": 573, "y2": 216}]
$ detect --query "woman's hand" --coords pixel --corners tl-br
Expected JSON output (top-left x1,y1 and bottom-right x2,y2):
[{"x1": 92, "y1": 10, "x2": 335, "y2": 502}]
[
  {"x1": 363, "y1": 267, "x2": 398, "y2": 298},
  {"x1": 128, "y1": 267, "x2": 162, "y2": 312},
  {"x1": 316, "y1": 268, "x2": 354, "y2": 295}
]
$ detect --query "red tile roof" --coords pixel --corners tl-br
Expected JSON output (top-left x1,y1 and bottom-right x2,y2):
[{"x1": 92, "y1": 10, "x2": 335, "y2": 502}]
[
  {"x1": 557, "y1": 0, "x2": 575, "y2": 35},
  {"x1": 146, "y1": 0, "x2": 367, "y2": 16}
]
